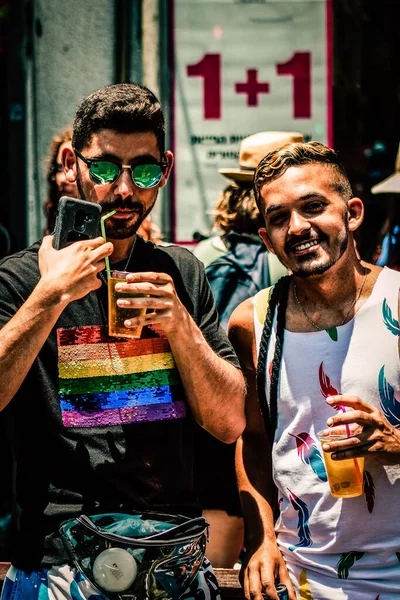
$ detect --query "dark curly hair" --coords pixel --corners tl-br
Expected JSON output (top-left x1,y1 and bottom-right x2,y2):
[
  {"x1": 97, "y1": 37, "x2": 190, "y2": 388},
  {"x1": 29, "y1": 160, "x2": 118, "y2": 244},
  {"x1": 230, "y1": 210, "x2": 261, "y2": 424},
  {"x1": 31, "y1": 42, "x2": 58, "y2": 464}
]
[{"x1": 72, "y1": 83, "x2": 165, "y2": 153}]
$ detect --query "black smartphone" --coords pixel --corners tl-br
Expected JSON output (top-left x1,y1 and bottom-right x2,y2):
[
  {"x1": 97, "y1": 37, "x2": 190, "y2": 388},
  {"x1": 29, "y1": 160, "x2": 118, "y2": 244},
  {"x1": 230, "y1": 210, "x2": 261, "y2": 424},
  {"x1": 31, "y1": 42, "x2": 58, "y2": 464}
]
[{"x1": 53, "y1": 197, "x2": 102, "y2": 250}]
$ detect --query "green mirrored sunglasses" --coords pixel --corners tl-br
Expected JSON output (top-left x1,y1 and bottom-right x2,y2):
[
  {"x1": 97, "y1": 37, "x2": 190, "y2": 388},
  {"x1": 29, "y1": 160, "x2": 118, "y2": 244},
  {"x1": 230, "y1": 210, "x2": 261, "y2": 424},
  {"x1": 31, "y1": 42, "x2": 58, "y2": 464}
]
[{"x1": 75, "y1": 149, "x2": 168, "y2": 188}]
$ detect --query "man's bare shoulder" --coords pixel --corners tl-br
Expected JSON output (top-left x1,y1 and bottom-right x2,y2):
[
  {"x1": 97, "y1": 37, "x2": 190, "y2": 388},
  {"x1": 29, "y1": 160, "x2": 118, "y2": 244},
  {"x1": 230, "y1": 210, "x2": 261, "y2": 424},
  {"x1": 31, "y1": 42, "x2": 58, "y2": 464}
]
[{"x1": 229, "y1": 297, "x2": 254, "y2": 330}]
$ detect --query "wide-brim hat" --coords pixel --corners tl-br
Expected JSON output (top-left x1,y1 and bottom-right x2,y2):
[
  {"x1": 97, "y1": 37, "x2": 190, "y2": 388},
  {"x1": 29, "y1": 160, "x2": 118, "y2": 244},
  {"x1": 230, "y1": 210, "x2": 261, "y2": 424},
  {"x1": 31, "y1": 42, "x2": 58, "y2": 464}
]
[
  {"x1": 219, "y1": 131, "x2": 304, "y2": 182},
  {"x1": 371, "y1": 143, "x2": 400, "y2": 194}
]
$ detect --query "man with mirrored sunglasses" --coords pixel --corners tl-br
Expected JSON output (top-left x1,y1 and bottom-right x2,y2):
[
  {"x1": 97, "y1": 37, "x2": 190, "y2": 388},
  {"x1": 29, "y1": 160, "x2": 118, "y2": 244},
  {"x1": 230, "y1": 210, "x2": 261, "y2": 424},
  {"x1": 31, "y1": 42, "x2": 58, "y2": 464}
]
[
  {"x1": 73, "y1": 148, "x2": 169, "y2": 188},
  {"x1": 0, "y1": 82, "x2": 246, "y2": 600}
]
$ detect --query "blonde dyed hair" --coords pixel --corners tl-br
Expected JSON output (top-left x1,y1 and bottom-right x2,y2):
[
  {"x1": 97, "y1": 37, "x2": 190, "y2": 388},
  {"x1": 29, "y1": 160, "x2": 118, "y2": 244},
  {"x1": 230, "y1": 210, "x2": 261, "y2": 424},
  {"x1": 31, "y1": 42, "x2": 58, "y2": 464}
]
[{"x1": 254, "y1": 141, "x2": 353, "y2": 211}]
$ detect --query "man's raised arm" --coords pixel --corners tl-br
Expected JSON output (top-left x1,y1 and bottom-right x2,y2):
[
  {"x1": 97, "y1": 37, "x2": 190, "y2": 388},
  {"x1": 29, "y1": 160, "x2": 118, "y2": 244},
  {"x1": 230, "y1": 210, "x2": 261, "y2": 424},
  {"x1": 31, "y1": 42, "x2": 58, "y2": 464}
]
[{"x1": 0, "y1": 236, "x2": 112, "y2": 411}]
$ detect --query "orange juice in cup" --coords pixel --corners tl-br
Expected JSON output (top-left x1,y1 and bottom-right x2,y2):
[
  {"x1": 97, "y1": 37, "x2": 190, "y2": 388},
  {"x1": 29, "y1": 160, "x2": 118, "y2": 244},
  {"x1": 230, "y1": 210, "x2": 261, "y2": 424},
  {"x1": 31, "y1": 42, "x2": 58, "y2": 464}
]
[{"x1": 318, "y1": 430, "x2": 364, "y2": 498}]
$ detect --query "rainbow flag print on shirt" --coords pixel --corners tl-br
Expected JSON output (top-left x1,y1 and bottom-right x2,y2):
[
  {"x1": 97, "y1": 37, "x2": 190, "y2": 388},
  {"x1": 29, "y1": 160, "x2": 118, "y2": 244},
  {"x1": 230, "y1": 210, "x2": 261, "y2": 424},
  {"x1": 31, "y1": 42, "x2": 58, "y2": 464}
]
[{"x1": 57, "y1": 325, "x2": 186, "y2": 428}]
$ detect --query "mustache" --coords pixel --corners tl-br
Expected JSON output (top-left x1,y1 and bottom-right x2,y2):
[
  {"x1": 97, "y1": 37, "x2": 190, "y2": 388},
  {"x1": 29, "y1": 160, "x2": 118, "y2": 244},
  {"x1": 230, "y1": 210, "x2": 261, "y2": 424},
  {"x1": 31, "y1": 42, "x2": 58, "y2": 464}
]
[
  {"x1": 285, "y1": 231, "x2": 326, "y2": 252},
  {"x1": 101, "y1": 198, "x2": 144, "y2": 212}
]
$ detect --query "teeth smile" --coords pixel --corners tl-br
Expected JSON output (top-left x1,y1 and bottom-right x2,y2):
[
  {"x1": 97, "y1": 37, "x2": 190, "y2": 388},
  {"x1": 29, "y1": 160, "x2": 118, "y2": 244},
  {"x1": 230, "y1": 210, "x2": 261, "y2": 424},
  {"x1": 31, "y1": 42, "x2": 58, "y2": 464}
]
[{"x1": 295, "y1": 240, "x2": 318, "y2": 251}]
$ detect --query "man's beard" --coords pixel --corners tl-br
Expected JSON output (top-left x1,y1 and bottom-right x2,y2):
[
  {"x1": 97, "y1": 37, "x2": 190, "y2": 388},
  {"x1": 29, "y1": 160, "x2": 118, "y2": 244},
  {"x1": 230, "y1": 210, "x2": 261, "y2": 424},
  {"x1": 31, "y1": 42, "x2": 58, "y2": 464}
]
[
  {"x1": 293, "y1": 234, "x2": 348, "y2": 278},
  {"x1": 76, "y1": 173, "x2": 156, "y2": 239},
  {"x1": 102, "y1": 203, "x2": 154, "y2": 239},
  {"x1": 278, "y1": 213, "x2": 350, "y2": 279}
]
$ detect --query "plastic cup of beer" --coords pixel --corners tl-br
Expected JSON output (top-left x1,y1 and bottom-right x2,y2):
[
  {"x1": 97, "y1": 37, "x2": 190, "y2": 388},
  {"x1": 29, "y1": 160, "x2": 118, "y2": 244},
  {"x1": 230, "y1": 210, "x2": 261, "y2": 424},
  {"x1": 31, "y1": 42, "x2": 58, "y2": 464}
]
[
  {"x1": 108, "y1": 270, "x2": 146, "y2": 339},
  {"x1": 318, "y1": 430, "x2": 364, "y2": 498}
]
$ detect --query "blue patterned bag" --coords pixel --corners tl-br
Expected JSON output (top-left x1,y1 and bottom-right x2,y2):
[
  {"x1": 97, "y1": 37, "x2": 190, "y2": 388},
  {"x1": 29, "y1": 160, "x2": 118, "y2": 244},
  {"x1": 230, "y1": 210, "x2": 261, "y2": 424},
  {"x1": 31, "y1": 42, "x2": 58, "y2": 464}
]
[{"x1": 59, "y1": 512, "x2": 209, "y2": 600}]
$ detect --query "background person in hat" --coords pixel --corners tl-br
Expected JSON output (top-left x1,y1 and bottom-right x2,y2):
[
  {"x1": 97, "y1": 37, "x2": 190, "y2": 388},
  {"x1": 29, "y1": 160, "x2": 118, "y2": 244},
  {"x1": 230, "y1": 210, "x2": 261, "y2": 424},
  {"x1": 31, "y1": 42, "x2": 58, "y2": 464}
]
[
  {"x1": 371, "y1": 142, "x2": 400, "y2": 269},
  {"x1": 204, "y1": 132, "x2": 304, "y2": 329},
  {"x1": 192, "y1": 132, "x2": 300, "y2": 568},
  {"x1": 193, "y1": 131, "x2": 303, "y2": 269}
]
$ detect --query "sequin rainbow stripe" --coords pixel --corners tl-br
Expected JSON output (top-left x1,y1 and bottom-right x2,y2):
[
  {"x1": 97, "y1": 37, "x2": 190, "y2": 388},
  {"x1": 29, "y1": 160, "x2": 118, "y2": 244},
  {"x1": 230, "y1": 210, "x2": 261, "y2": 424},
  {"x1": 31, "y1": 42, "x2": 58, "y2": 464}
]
[{"x1": 57, "y1": 325, "x2": 186, "y2": 427}]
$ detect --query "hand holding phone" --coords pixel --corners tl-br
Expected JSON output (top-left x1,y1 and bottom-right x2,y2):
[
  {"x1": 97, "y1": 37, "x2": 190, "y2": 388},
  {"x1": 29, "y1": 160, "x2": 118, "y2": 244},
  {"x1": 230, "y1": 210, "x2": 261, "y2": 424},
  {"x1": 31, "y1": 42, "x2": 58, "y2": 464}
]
[
  {"x1": 39, "y1": 235, "x2": 112, "y2": 306},
  {"x1": 53, "y1": 197, "x2": 102, "y2": 249}
]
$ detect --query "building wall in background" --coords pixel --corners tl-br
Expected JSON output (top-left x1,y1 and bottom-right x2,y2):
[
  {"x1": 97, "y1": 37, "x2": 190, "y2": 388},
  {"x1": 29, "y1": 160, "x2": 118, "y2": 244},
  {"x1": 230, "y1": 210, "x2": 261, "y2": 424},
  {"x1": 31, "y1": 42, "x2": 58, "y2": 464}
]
[
  {"x1": 4, "y1": 0, "x2": 400, "y2": 254},
  {"x1": 26, "y1": 0, "x2": 116, "y2": 242}
]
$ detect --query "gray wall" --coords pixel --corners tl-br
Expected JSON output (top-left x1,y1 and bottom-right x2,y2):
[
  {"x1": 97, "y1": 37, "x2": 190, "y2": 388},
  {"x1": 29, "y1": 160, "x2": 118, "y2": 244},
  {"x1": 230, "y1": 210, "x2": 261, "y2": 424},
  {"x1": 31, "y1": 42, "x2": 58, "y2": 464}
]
[{"x1": 26, "y1": 0, "x2": 144, "y2": 242}]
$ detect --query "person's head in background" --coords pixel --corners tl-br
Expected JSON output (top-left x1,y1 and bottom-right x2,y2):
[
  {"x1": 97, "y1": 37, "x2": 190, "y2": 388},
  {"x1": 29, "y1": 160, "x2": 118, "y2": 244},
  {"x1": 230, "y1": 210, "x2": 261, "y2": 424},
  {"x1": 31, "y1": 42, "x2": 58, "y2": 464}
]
[
  {"x1": 193, "y1": 132, "x2": 304, "y2": 268},
  {"x1": 43, "y1": 126, "x2": 78, "y2": 234},
  {"x1": 212, "y1": 182, "x2": 263, "y2": 235},
  {"x1": 216, "y1": 131, "x2": 305, "y2": 236}
]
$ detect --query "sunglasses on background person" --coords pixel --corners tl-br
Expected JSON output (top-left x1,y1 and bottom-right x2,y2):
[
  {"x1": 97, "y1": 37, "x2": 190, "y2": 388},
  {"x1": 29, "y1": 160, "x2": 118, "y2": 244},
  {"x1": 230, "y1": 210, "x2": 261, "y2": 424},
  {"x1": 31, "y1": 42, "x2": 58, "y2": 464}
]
[{"x1": 74, "y1": 149, "x2": 169, "y2": 189}]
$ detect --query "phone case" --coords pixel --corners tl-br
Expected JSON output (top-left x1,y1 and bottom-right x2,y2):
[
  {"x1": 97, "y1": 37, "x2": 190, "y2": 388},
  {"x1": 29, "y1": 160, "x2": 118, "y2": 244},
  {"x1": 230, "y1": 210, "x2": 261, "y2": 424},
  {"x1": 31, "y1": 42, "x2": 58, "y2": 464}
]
[{"x1": 53, "y1": 197, "x2": 102, "y2": 249}]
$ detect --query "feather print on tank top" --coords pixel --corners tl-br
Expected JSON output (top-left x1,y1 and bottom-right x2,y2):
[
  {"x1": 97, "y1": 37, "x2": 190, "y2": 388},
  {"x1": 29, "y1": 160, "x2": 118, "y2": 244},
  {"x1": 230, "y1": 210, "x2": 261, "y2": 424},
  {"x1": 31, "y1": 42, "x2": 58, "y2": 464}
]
[
  {"x1": 288, "y1": 432, "x2": 327, "y2": 481},
  {"x1": 337, "y1": 551, "x2": 365, "y2": 579},
  {"x1": 382, "y1": 298, "x2": 400, "y2": 336},
  {"x1": 299, "y1": 569, "x2": 313, "y2": 600},
  {"x1": 287, "y1": 488, "x2": 312, "y2": 550},
  {"x1": 378, "y1": 365, "x2": 400, "y2": 428}
]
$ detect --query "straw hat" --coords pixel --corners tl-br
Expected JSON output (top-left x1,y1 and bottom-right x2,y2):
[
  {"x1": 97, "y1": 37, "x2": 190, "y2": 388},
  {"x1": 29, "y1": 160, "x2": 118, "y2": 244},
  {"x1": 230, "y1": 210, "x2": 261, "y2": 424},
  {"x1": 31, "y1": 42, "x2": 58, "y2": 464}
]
[
  {"x1": 371, "y1": 143, "x2": 400, "y2": 194},
  {"x1": 219, "y1": 131, "x2": 304, "y2": 182}
]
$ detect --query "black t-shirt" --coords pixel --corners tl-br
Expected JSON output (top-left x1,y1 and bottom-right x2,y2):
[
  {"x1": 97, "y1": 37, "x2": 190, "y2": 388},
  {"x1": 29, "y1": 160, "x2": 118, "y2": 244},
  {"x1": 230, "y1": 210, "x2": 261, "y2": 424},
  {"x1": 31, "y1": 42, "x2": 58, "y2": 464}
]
[{"x1": 0, "y1": 236, "x2": 239, "y2": 569}]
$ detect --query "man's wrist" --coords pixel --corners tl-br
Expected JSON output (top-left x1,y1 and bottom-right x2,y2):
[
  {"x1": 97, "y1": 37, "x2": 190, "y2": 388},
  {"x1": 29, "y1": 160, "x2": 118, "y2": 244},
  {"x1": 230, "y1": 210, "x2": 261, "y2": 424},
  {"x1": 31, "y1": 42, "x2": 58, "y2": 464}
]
[
  {"x1": 165, "y1": 307, "x2": 199, "y2": 344},
  {"x1": 246, "y1": 528, "x2": 277, "y2": 549},
  {"x1": 33, "y1": 277, "x2": 71, "y2": 312}
]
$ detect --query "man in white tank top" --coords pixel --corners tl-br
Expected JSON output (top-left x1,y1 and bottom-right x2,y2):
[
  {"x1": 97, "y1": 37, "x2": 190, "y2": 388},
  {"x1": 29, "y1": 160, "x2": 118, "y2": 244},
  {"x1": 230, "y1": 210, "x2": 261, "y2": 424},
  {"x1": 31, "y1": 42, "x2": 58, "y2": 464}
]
[{"x1": 229, "y1": 141, "x2": 400, "y2": 600}]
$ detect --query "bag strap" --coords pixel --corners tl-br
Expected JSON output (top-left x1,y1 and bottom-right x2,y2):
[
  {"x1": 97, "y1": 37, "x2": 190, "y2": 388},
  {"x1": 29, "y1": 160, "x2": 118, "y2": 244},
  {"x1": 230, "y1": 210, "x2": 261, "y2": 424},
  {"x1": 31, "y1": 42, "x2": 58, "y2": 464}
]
[
  {"x1": 255, "y1": 286, "x2": 276, "y2": 445},
  {"x1": 255, "y1": 277, "x2": 291, "y2": 445},
  {"x1": 75, "y1": 514, "x2": 208, "y2": 543}
]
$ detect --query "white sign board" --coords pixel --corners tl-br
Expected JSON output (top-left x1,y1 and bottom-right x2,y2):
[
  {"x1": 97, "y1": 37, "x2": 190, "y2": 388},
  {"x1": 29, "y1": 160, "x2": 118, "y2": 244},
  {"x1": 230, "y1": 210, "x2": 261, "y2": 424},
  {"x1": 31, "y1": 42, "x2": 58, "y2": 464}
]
[{"x1": 171, "y1": 0, "x2": 332, "y2": 243}]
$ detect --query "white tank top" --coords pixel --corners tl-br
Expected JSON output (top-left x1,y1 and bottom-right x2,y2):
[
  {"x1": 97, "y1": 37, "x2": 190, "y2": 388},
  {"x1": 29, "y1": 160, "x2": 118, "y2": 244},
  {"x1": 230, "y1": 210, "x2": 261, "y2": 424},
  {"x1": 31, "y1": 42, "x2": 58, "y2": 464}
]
[{"x1": 253, "y1": 267, "x2": 400, "y2": 600}]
